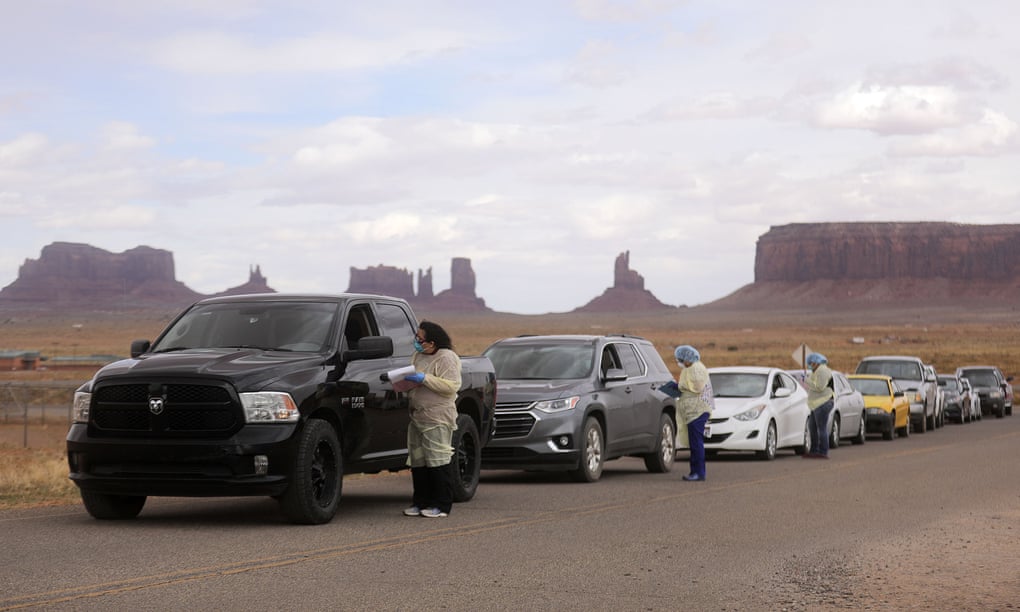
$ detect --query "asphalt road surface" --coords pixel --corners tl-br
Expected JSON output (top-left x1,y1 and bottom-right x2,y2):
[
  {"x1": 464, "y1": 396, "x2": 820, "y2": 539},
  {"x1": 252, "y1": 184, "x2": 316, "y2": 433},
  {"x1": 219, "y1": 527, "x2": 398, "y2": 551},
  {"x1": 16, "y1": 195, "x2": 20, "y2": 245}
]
[{"x1": 3, "y1": 415, "x2": 1019, "y2": 611}]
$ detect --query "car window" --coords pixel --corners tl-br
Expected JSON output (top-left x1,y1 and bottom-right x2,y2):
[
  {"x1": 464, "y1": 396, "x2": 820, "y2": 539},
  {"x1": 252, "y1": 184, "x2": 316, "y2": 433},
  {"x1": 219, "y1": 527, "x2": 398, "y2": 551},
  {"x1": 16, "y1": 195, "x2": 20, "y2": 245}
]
[
  {"x1": 711, "y1": 373, "x2": 768, "y2": 398},
  {"x1": 485, "y1": 343, "x2": 595, "y2": 380},
  {"x1": 375, "y1": 303, "x2": 416, "y2": 357},
  {"x1": 849, "y1": 378, "x2": 891, "y2": 396},
  {"x1": 612, "y1": 342, "x2": 646, "y2": 378},
  {"x1": 857, "y1": 360, "x2": 922, "y2": 381},
  {"x1": 960, "y1": 370, "x2": 998, "y2": 387}
]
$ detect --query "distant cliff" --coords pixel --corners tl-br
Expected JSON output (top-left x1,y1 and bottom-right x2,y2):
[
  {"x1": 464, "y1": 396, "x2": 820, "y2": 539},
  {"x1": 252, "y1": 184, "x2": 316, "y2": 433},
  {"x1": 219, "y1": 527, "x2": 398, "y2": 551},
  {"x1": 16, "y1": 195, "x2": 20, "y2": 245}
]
[
  {"x1": 754, "y1": 222, "x2": 1020, "y2": 281},
  {"x1": 0, "y1": 242, "x2": 272, "y2": 308},
  {"x1": 713, "y1": 222, "x2": 1020, "y2": 308},
  {"x1": 347, "y1": 257, "x2": 489, "y2": 312}
]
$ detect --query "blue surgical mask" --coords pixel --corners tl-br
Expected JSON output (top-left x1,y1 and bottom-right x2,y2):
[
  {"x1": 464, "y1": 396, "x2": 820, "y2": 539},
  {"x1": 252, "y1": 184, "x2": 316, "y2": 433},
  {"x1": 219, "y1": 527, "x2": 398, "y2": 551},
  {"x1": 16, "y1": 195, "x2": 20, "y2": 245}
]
[{"x1": 413, "y1": 340, "x2": 425, "y2": 353}]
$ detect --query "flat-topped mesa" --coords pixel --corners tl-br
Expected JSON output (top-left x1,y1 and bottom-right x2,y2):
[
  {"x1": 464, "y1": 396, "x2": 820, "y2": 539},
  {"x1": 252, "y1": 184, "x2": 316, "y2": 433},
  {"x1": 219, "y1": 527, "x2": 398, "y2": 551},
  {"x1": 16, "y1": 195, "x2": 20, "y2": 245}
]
[{"x1": 755, "y1": 222, "x2": 1020, "y2": 282}]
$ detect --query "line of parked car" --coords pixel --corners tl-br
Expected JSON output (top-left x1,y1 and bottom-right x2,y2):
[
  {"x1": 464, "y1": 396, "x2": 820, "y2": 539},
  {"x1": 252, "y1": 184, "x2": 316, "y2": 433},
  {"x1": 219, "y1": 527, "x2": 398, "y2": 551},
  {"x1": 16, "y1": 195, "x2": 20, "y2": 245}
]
[{"x1": 479, "y1": 335, "x2": 1016, "y2": 480}]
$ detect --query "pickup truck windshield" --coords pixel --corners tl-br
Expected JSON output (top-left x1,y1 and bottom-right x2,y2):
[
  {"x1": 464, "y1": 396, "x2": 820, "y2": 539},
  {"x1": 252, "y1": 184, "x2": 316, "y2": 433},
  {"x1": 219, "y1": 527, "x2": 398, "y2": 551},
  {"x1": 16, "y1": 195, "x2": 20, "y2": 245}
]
[
  {"x1": 151, "y1": 301, "x2": 338, "y2": 353},
  {"x1": 485, "y1": 343, "x2": 594, "y2": 379}
]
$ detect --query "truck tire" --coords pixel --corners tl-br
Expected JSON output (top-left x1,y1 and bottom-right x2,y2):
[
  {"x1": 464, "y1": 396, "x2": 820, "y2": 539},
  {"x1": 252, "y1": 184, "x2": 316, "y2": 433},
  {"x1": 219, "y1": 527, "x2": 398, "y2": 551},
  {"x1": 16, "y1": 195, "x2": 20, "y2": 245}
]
[
  {"x1": 450, "y1": 414, "x2": 481, "y2": 502},
  {"x1": 643, "y1": 413, "x2": 675, "y2": 473},
  {"x1": 569, "y1": 417, "x2": 605, "y2": 482},
  {"x1": 80, "y1": 489, "x2": 146, "y2": 520},
  {"x1": 279, "y1": 419, "x2": 343, "y2": 525}
]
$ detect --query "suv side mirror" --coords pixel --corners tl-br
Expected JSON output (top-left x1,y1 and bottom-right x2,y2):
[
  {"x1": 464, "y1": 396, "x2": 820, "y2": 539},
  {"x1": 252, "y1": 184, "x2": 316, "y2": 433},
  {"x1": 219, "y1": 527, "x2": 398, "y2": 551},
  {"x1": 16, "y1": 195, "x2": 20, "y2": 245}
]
[{"x1": 603, "y1": 367, "x2": 627, "y2": 382}]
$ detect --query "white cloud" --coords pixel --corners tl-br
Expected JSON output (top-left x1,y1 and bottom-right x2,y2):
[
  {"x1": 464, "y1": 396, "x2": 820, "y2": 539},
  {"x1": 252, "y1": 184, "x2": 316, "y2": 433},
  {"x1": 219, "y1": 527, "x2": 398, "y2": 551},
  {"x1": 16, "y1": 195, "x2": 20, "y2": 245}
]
[
  {"x1": 890, "y1": 109, "x2": 1019, "y2": 157},
  {"x1": 100, "y1": 122, "x2": 156, "y2": 151},
  {"x1": 815, "y1": 82, "x2": 966, "y2": 135},
  {"x1": 0, "y1": 133, "x2": 50, "y2": 165},
  {"x1": 149, "y1": 29, "x2": 470, "y2": 75}
]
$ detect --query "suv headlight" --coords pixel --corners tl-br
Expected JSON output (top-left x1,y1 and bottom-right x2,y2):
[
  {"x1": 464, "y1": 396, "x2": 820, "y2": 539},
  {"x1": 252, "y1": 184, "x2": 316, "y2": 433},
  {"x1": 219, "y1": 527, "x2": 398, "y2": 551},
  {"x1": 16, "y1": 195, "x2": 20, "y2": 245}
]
[
  {"x1": 241, "y1": 392, "x2": 299, "y2": 423},
  {"x1": 534, "y1": 396, "x2": 580, "y2": 413},
  {"x1": 72, "y1": 391, "x2": 92, "y2": 423},
  {"x1": 733, "y1": 404, "x2": 766, "y2": 421}
]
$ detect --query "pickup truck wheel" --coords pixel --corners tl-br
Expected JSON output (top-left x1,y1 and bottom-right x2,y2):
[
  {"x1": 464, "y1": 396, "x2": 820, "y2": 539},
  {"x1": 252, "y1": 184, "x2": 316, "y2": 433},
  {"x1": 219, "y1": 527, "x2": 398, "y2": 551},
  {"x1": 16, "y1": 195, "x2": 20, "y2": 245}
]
[
  {"x1": 80, "y1": 490, "x2": 146, "y2": 520},
  {"x1": 279, "y1": 419, "x2": 342, "y2": 525},
  {"x1": 756, "y1": 420, "x2": 778, "y2": 461},
  {"x1": 450, "y1": 414, "x2": 481, "y2": 502},
  {"x1": 643, "y1": 413, "x2": 675, "y2": 473},
  {"x1": 852, "y1": 412, "x2": 867, "y2": 445},
  {"x1": 569, "y1": 417, "x2": 604, "y2": 482}
]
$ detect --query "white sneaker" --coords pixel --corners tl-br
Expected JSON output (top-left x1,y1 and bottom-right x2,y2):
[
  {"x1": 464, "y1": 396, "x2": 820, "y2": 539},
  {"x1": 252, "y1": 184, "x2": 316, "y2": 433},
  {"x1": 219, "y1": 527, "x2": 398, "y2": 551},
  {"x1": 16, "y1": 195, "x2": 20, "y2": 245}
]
[
  {"x1": 403, "y1": 506, "x2": 421, "y2": 516},
  {"x1": 420, "y1": 507, "x2": 448, "y2": 518}
]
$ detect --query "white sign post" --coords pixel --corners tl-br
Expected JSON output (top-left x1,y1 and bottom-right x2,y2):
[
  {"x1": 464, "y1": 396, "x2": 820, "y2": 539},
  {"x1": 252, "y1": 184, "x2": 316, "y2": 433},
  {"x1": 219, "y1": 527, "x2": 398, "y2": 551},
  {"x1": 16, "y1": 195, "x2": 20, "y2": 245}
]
[{"x1": 792, "y1": 343, "x2": 813, "y2": 370}]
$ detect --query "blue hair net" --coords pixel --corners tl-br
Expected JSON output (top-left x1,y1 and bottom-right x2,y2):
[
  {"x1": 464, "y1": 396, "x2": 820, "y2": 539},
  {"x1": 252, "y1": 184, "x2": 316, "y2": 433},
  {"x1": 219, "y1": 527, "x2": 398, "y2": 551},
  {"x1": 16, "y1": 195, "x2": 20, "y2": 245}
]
[
  {"x1": 674, "y1": 345, "x2": 700, "y2": 364},
  {"x1": 806, "y1": 352, "x2": 827, "y2": 366}
]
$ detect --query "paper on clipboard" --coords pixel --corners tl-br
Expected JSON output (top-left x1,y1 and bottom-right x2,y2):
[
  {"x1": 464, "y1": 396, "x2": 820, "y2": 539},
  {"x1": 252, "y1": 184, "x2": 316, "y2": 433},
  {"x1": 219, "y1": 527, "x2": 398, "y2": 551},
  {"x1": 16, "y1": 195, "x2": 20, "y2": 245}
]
[{"x1": 387, "y1": 365, "x2": 419, "y2": 392}]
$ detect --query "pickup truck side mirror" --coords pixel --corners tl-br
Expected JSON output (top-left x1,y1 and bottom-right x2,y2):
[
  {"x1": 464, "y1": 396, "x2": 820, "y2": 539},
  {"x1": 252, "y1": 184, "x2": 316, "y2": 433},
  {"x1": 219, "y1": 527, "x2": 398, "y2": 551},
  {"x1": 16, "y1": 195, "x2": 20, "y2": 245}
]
[
  {"x1": 342, "y1": 335, "x2": 394, "y2": 362},
  {"x1": 130, "y1": 339, "x2": 151, "y2": 358},
  {"x1": 603, "y1": 367, "x2": 627, "y2": 382}
]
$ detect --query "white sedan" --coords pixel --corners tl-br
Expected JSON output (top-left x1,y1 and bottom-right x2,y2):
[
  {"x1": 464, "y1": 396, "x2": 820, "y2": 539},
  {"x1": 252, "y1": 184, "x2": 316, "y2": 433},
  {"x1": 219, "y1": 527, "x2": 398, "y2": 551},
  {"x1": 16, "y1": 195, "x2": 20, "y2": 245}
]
[{"x1": 705, "y1": 367, "x2": 811, "y2": 460}]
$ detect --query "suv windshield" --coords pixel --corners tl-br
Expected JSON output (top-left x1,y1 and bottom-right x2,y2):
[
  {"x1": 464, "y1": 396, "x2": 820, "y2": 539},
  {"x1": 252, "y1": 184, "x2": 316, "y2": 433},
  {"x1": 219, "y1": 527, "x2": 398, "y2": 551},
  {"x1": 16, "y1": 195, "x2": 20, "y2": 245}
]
[
  {"x1": 151, "y1": 301, "x2": 338, "y2": 353},
  {"x1": 857, "y1": 360, "x2": 922, "y2": 381},
  {"x1": 485, "y1": 343, "x2": 594, "y2": 379}
]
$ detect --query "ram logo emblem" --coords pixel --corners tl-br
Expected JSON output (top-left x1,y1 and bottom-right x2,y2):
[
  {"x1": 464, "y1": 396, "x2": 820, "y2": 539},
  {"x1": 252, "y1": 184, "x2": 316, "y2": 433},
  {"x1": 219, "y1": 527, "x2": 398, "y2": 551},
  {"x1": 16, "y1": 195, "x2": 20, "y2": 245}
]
[{"x1": 149, "y1": 397, "x2": 165, "y2": 415}]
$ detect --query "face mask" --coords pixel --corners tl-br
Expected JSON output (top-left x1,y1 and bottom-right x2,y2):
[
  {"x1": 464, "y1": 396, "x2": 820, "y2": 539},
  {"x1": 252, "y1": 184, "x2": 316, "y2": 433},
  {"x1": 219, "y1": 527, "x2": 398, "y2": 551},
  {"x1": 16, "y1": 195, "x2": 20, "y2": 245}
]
[{"x1": 414, "y1": 340, "x2": 425, "y2": 353}]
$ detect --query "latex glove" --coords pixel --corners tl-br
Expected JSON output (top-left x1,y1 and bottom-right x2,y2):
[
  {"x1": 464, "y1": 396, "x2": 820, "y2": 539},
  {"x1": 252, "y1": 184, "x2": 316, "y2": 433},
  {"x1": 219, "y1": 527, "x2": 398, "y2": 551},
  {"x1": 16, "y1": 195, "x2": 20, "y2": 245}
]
[{"x1": 404, "y1": 372, "x2": 426, "y2": 384}]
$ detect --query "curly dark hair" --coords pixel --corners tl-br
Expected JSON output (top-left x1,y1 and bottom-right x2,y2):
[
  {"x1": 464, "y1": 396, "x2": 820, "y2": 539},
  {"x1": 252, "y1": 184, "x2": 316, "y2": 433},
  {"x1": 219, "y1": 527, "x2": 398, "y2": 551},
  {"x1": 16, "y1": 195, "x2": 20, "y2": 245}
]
[{"x1": 418, "y1": 320, "x2": 454, "y2": 351}]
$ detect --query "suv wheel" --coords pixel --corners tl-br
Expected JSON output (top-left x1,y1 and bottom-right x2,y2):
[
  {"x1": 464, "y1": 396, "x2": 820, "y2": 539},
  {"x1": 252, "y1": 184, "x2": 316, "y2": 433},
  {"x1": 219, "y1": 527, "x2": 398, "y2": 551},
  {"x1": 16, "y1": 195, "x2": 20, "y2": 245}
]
[
  {"x1": 643, "y1": 413, "x2": 675, "y2": 473},
  {"x1": 570, "y1": 417, "x2": 605, "y2": 482}
]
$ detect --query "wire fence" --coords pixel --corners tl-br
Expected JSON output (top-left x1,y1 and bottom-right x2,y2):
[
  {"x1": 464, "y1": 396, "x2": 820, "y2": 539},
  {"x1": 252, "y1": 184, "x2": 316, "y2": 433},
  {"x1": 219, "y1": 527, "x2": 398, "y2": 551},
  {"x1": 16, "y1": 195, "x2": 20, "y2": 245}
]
[{"x1": 1, "y1": 381, "x2": 78, "y2": 448}]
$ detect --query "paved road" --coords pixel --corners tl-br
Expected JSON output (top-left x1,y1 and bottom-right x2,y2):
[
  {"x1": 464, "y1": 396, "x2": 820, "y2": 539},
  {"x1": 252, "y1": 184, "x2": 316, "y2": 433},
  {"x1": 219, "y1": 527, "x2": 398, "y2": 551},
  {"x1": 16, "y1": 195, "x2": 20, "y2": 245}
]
[{"x1": 3, "y1": 415, "x2": 1019, "y2": 611}]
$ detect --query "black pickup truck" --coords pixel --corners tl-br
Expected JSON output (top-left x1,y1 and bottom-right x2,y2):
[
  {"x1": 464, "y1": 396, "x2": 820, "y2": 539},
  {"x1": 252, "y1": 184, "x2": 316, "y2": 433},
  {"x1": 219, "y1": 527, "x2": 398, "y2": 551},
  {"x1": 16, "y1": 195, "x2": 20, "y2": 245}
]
[{"x1": 67, "y1": 293, "x2": 496, "y2": 524}]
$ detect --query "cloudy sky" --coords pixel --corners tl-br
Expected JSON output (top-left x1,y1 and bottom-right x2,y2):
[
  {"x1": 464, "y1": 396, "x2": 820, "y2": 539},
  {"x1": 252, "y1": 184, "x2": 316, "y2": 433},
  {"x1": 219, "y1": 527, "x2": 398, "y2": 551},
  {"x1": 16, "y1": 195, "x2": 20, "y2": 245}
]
[{"x1": 2, "y1": 1, "x2": 1018, "y2": 314}]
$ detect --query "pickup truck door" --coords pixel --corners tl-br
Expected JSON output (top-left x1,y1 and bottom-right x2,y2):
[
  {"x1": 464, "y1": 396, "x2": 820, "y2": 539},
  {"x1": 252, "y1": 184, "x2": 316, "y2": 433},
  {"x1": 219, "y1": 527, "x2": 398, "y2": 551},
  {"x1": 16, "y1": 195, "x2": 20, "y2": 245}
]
[{"x1": 336, "y1": 301, "x2": 414, "y2": 463}]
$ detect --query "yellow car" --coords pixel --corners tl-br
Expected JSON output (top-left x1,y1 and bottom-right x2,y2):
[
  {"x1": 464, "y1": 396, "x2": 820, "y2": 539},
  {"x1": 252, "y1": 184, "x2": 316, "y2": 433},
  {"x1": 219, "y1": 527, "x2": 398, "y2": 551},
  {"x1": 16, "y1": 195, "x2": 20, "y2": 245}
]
[{"x1": 847, "y1": 374, "x2": 911, "y2": 440}]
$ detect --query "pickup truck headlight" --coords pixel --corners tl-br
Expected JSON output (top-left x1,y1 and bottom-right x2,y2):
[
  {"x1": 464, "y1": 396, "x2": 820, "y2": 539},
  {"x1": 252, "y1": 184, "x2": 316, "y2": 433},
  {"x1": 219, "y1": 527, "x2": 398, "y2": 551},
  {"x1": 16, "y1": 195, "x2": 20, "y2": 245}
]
[
  {"x1": 733, "y1": 404, "x2": 766, "y2": 421},
  {"x1": 534, "y1": 396, "x2": 580, "y2": 413},
  {"x1": 72, "y1": 391, "x2": 92, "y2": 423},
  {"x1": 240, "y1": 392, "x2": 299, "y2": 423}
]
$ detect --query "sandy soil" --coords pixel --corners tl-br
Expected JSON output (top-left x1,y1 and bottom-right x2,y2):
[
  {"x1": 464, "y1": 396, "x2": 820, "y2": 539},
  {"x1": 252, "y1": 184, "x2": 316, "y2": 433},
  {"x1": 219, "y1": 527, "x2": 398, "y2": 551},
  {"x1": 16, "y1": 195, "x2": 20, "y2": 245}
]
[{"x1": 767, "y1": 508, "x2": 1020, "y2": 610}]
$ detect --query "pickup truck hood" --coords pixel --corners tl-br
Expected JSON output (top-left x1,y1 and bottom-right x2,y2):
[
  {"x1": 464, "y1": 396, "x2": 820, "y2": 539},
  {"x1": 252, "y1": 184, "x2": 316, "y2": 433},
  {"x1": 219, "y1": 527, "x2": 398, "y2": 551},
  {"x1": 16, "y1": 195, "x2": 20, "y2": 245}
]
[
  {"x1": 494, "y1": 379, "x2": 586, "y2": 402},
  {"x1": 93, "y1": 349, "x2": 325, "y2": 388}
]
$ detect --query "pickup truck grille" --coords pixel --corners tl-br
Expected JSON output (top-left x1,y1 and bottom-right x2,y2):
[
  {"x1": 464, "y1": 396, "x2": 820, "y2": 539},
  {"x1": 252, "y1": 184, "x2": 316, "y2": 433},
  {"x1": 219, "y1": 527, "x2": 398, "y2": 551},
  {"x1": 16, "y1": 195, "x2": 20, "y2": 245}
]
[
  {"x1": 492, "y1": 412, "x2": 535, "y2": 439},
  {"x1": 90, "y1": 382, "x2": 240, "y2": 438}
]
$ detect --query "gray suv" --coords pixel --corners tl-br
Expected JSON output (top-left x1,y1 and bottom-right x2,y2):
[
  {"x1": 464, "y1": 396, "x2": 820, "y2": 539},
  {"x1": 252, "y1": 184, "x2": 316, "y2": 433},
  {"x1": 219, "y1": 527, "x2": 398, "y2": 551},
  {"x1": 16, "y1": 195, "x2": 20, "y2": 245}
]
[
  {"x1": 481, "y1": 334, "x2": 677, "y2": 482},
  {"x1": 855, "y1": 355, "x2": 939, "y2": 433}
]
